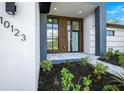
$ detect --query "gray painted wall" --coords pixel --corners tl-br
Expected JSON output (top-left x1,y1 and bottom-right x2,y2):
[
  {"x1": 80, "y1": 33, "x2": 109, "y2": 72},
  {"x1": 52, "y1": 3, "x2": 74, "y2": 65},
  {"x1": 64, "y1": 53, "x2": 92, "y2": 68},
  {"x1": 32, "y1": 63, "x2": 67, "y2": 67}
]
[
  {"x1": 95, "y1": 3, "x2": 106, "y2": 56},
  {"x1": 40, "y1": 14, "x2": 47, "y2": 60}
]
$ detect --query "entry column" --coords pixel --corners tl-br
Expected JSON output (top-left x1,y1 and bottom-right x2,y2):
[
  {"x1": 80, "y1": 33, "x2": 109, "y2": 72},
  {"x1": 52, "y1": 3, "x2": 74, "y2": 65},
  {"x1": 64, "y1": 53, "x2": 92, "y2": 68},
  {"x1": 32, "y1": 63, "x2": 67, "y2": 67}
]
[
  {"x1": 40, "y1": 14, "x2": 47, "y2": 60},
  {"x1": 95, "y1": 3, "x2": 106, "y2": 56}
]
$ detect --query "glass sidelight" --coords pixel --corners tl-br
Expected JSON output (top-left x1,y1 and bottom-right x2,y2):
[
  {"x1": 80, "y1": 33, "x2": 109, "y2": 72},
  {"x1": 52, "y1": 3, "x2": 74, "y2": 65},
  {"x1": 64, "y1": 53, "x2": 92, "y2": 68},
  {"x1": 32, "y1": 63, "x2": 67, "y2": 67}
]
[{"x1": 67, "y1": 20, "x2": 79, "y2": 52}]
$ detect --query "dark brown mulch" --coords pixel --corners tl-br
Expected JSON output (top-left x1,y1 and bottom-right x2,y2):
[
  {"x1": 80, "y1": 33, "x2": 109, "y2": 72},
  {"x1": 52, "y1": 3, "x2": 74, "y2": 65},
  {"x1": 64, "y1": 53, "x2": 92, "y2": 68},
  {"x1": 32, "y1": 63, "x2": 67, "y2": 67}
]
[{"x1": 38, "y1": 62, "x2": 124, "y2": 91}]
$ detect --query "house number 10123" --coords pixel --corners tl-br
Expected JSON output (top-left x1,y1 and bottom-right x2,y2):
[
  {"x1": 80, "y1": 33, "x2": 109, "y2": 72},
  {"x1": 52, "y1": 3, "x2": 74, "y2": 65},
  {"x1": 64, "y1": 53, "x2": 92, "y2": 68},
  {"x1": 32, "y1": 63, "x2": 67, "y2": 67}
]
[{"x1": 0, "y1": 16, "x2": 26, "y2": 41}]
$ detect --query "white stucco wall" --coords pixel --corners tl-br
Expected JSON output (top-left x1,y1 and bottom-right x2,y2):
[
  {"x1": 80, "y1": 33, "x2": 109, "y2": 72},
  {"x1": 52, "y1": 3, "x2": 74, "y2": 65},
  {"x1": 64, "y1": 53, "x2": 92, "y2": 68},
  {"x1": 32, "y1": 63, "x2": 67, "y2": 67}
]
[
  {"x1": 0, "y1": 2, "x2": 40, "y2": 90},
  {"x1": 107, "y1": 27, "x2": 124, "y2": 52},
  {"x1": 83, "y1": 12, "x2": 95, "y2": 54}
]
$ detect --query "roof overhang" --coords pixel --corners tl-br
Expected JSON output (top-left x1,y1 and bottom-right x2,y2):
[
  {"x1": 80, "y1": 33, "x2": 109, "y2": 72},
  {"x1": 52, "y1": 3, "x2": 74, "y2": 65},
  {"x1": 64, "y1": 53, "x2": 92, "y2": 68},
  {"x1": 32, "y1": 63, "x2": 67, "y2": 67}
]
[
  {"x1": 107, "y1": 23, "x2": 124, "y2": 29},
  {"x1": 48, "y1": 2, "x2": 99, "y2": 18}
]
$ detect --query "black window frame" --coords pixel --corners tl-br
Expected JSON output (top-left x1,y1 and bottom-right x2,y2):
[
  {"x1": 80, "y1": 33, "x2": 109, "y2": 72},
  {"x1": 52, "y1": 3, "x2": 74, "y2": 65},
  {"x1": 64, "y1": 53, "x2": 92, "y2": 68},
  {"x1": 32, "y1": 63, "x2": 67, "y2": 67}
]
[
  {"x1": 106, "y1": 30, "x2": 115, "y2": 36},
  {"x1": 67, "y1": 20, "x2": 80, "y2": 52},
  {"x1": 47, "y1": 17, "x2": 59, "y2": 51}
]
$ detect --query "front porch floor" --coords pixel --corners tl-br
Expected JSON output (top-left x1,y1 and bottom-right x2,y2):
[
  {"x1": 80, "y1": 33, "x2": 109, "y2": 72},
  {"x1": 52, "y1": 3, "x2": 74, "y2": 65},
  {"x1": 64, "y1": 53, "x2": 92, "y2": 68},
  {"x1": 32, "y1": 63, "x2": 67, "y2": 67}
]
[{"x1": 47, "y1": 52, "x2": 98, "y2": 61}]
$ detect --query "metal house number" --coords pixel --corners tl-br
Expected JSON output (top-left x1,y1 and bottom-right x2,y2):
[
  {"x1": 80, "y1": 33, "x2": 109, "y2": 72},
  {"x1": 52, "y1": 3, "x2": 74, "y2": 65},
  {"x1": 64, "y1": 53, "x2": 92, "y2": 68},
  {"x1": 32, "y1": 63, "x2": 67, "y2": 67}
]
[{"x1": 0, "y1": 16, "x2": 26, "y2": 41}]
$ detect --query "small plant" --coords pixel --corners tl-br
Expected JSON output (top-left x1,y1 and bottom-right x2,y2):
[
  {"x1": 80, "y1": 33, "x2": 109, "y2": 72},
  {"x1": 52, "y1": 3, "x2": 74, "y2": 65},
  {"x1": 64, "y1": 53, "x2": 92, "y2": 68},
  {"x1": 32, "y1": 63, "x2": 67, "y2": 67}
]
[
  {"x1": 40, "y1": 60, "x2": 53, "y2": 72},
  {"x1": 119, "y1": 55, "x2": 124, "y2": 67},
  {"x1": 73, "y1": 84, "x2": 81, "y2": 91},
  {"x1": 80, "y1": 57, "x2": 89, "y2": 66},
  {"x1": 83, "y1": 75, "x2": 92, "y2": 91},
  {"x1": 114, "y1": 50, "x2": 121, "y2": 56},
  {"x1": 80, "y1": 57, "x2": 89, "y2": 72},
  {"x1": 102, "y1": 48, "x2": 114, "y2": 60},
  {"x1": 110, "y1": 73, "x2": 124, "y2": 87},
  {"x1": 61, "y1": 68, "x2": 74, "y2": 91},
  {"x1": 102, "y1": 84, "x2": 119, "y2": 91},
  {"x1": 93, "y1": 62, "x2": 108, "y2": 81},
  {"x1": 107, "y1": 48, "x2": 114, "y2": 57}
]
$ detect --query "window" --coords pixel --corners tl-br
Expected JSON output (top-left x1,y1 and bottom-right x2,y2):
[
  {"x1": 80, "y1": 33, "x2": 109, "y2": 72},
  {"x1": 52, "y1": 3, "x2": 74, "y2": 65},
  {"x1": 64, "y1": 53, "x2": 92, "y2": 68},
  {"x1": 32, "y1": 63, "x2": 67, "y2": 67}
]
[
  {"x1": 47, "y1": 18, "x2": 59, "y2": 51},
  {"x1": 67, "y1": 20, "x2": 79, "y2": 52},
  {"x1": 106, "y1": 30, "x2": 115, "y2": 36}
]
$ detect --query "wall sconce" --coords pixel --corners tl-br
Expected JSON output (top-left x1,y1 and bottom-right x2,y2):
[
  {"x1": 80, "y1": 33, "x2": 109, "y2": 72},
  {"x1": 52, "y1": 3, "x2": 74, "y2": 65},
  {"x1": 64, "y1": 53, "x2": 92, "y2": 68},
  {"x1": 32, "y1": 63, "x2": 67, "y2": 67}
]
[{"x1": 6, "y1": 2, "x2": 16, "y2": 15}]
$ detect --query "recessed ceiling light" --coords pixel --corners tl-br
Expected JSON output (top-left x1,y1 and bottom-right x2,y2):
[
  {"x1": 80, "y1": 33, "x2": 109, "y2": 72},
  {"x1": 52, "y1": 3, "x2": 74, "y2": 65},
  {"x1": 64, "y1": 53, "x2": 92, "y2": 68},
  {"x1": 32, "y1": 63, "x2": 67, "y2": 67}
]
[
  {"x1": 48, "y1": 19, "x2": 52, "y2": 22},
  {"x1": 79, "y1": 10, "x2": 82, "y2": 14},
  {"x1": 54, "y1": 7, "x2": 57, "y2": 10}
]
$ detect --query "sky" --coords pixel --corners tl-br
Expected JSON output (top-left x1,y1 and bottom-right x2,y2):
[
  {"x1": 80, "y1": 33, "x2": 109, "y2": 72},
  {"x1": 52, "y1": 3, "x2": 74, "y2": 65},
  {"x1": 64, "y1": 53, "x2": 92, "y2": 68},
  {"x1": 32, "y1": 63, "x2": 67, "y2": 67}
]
[{"x1": 106, "y1": 2, "x2": 124, "y2": 25}]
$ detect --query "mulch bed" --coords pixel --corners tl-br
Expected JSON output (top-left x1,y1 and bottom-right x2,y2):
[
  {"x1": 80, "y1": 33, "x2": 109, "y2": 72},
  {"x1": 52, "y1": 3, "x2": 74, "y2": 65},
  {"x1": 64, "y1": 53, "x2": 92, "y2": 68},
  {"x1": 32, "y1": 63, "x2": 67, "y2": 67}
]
[{"x1": 38, "y1": 62, "x2": 124, "y2": 91}]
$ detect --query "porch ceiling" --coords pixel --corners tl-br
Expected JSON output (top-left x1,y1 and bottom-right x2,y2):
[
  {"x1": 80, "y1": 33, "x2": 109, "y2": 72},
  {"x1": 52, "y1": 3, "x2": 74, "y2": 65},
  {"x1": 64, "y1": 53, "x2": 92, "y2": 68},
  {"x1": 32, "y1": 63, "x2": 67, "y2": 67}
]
[{"x1": 49, "y1": 2, "x2": 98, "y2": 18}]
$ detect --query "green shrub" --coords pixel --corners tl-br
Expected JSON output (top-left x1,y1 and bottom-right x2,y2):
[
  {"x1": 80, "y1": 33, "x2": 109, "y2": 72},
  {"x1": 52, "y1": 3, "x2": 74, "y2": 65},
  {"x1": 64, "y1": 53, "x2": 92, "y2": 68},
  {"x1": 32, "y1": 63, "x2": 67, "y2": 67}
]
[
  {"x1": 114, "y1": 50, "x2": 121, "y2": 56},
  {"x1": 100, "y1": 48, "x2": 113, "y2": 60},
  {"x1": 93, "y1": 62, "x2": 108, "y2": 81},
  {"x1": 73, "y1": 84, "x2": 81, "y2": 91},
  {"x1": 119, "y1": 55, "x2": 124, "y2": 67},
  {"x1": 107, "y1": 48, "x2": 114, "y2": 55},
  {"x1": 83, "y1": 75, "x2": 92, "y2": 91},
  {"x1": 110, "y1": 73, "x2": 124, "y2": 87},
  {"x1": 61, "y1": 68, "x2": 74, "y2": 91},
  {"x1": 80, "y1": 57, "x2": 89, "y2": 66},
  {"x1": 40, "y1": 60, "x2": 53, "y2": 72},
  {"x1": 104, "y1": 48, "x2": 114, "y2": 60},
  {"x1": 101, "y1": 49, "x2": 122, "y2": 60},
  {"x1": 102, "y1": 84, "x2": 119, "y2": 91}
]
